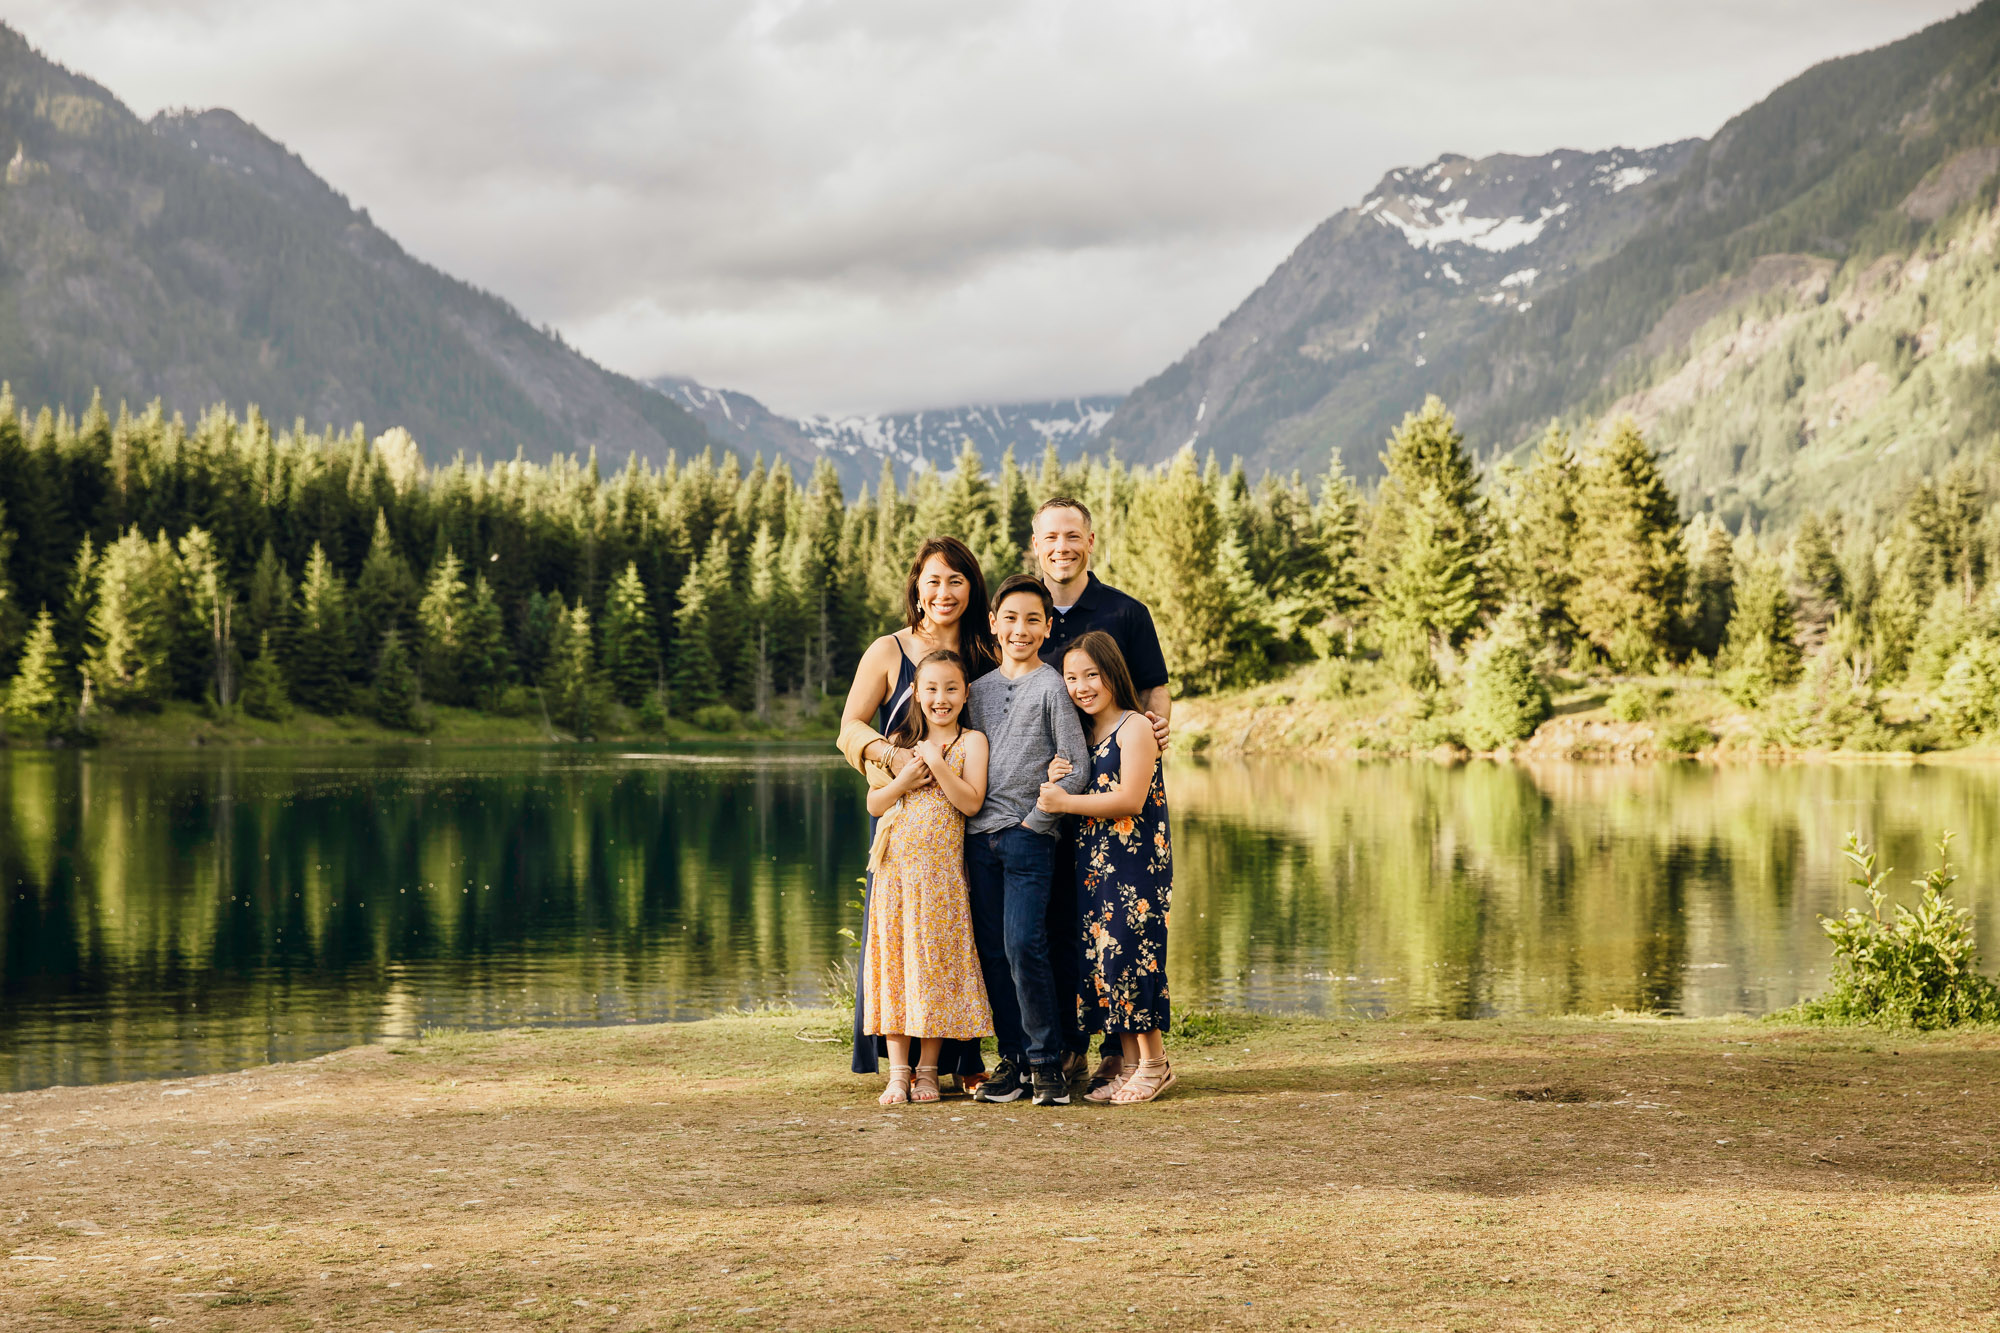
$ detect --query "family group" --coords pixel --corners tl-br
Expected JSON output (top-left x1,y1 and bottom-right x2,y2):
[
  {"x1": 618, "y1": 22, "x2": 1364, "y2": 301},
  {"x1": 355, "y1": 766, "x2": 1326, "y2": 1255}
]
[{"x1": 836, "y1": 498, "x2": 1176, "y2": 1108}]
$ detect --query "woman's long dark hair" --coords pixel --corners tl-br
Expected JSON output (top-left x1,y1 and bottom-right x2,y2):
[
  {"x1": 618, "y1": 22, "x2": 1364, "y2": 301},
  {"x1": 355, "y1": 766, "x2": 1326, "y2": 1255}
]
[
  {"x1": 889, "y1": 650, "x2": 968, "y2": 750},
  {"x1": 903, "y1": 535, "x2": 999, "y2": 675},
  {"x1": 1060, "y1": 630, "x2": 1143, "y2": 721}
]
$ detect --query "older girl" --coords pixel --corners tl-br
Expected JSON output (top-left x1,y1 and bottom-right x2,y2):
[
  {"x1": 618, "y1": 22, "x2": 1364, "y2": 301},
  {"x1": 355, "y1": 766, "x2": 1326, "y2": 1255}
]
[
  {"x1": 837, "y1": 536, "x2": 999, "y2": 1088},
  {"x1": 1038, "y1": 630, "x2": 1174, "y2": 1103},
  {"x1": 862, "y1": 650, "x2": 992, "y2": 1104}
]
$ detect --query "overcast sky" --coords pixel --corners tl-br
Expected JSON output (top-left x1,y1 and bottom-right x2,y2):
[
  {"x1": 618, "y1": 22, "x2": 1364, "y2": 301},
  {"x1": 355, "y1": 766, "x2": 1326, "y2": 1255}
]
[{"x1": 6, "y1": 0, "x2": 1973, "y2": 416}]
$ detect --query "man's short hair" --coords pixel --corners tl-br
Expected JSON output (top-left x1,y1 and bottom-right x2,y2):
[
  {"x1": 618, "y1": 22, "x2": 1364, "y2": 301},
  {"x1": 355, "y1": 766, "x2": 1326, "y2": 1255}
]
[
  {"x1": 1033, "y1": 496, "x2": 1093, "y2": 530},
  {"x1": 991, "y1": 572, "x2": 1054, "y2": 618}
]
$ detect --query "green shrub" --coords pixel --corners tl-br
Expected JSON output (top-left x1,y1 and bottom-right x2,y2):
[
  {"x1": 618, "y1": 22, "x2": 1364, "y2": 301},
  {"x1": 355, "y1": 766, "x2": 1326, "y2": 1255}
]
[
  {"x1": 1655, "y1": 720, "x2": 1715, "y2": 754},
  {"x1": 637, "y1": 691, "x2": 668, "y2": 734},
  {"x1": 1933, "y1": 636, "x2": 2000, "y2": 738},
  {"x1": 1785, "y1": 833, "x2": 2000, "y2": 1029},
  {"x1": 1764, "y1": 649, "x2": 1897, "y2": 751},
  {"x1": 490, "y1": 684, "x2": 534, "y2": 718},
  {"x1": 1606, "y1": 682, "x2": 1663, "y2": 722},
  {"x1": 691, "y1": 702, "x2": 740, "y2": 733},
  {"x1": 1460, "y1": 626, "x2": 1551, "y2": 750}
]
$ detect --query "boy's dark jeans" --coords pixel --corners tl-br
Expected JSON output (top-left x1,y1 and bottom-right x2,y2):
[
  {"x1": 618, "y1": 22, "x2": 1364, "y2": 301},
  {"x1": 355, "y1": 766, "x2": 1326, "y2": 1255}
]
[{"x1": 966, "y1": 825, "x2": 1063, "y2": 1071}]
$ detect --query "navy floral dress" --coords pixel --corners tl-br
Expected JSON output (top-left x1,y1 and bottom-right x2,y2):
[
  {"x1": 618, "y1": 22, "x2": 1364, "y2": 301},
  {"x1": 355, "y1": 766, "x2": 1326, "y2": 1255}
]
[{"x1": 1075, "y1": 715, "x2": 1172, "y2": 1035}]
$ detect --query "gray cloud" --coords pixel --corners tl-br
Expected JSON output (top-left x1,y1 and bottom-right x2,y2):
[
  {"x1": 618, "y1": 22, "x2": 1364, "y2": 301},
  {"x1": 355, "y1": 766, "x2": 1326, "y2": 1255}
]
[{"x1": 7, "y1": 0, "x2": 1971, "y2": 413}]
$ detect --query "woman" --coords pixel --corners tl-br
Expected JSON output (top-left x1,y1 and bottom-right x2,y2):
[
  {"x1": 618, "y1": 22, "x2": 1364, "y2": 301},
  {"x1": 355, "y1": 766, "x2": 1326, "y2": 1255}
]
[{"x1": 838, "y1": 535, "x2": 1000, "y2": 1087}]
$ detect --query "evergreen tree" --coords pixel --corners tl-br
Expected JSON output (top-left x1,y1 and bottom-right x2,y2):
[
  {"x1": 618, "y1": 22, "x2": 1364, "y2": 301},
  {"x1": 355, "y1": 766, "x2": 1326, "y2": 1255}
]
[
  {"x1": 57, "y1": 535, "x2": 97, "y2": 672},
  {"x1": 459, "y1": 575, "x2": 510, "y2": 706},
  {"x1": 1369, "y1": 397, "x2": 1490, "y2": 674},
  {"x1": 669, "y1": 555, "x2": 721, "y2": 715},
  {"x1": 738, "y1": 524, "x2": 791, "y2": 722},
  {"x1": 417, "y1": 547, "x2": 470, "y2": 704},
  {"x1": 291, "y1": 543, "x2": 354, "y2": 714},
  {"x1": 243, "y1": 539, "x2": 294, "y2": 664},
  {"x1": 1495, "y1": 423, "x2": 1580, "y2": 646},
  {"x1": 1684, "y1": 516, "x2": 1736, "y2": 661},
  {"x1": 1122, "y1": 448, "x2": 1236, "y2": 693},
  {"x1": 600, "y1": 561, "x2": 661, "y2": 707},
  {"x1": 3, "y1": 608, "x2": 65, "y2": 735},
  {"x1": 352, "y1": 510, "x2": 419, "y2": 670},
  {"x1": 1460, "y1": 610, "x2": 1552, "y2": 750},
  {"x1": 544, "y1": 601, "x2": 600, "y2": 735},
  {"x1": 86, "y1": 528, "x2": 175, "y2": 710},
  {"x1": 693, "y1": 528, "x2": 742, "y2": 703},
  {"x1": 174, "y1": 527, "x2": 235, "y2": 707},
  {"x1": 1299, "y1": 454, "x2": 1365, "y2": 656},
  {"x1": 1570, "y1": 420, "x2": 1685, "y2": 671},
  {"x1": 518, "y1": 590, "x2": 562, "y2": 682},
  {"x1": 1719, "y1": 553, "x2": 1802, "y2": 704},
  {"x1": 0, "y1": 499, "x2": 20, "y2": 672},
  {"x1": 1788, "y1": 511, "x2": 1845, "y2": 652},
  {"x1": 240, "y1": 631, "x2": 291, "y2": 721},
  {"x1": 370, "y1": 628, "x2": 422, "y2": 731},
  {"x1": 1000, "y1": 446, "x2": 1035, "y2": 557}
]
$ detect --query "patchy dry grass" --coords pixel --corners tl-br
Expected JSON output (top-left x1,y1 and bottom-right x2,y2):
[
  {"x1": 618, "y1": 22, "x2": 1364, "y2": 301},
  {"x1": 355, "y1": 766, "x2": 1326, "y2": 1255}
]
[{"x1": 3, "y1": 1013, "x2": 1998, "y2": 1330}]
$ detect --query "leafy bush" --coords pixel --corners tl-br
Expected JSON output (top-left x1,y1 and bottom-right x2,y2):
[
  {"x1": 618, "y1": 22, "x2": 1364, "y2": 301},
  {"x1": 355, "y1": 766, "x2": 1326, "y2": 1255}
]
[
  {"x1": 691, "y1": 703, "x2": 741, "y2": 733},
  {"x1": 1606, "y1": 683, "x2": 1663, "y2": 721},
  {"x1": 1655, "y1": 720, "x2": 1715, "y2": 754},
  {"x1": 1459, "y1": 623, "x2": 1551, "y2": 750},
  {"x1": 1933, "y1": 636, "x2": 2000, "y2": 738},
  {"x1": 637, "y1": 691, "x2": 668, "y2": 734},
  {"x1": 1764, "y1": 649, "x2": 1897, "y2": 751},
  {"x1": 1786, "y1": 834, "x2": 2000, "y2": 1029}
]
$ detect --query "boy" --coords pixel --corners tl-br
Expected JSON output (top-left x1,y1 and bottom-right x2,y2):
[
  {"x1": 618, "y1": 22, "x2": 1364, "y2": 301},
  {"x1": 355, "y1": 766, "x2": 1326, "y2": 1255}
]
[{"x1": 965, "y1": 573, "x2": 1093, "y2": 1106}]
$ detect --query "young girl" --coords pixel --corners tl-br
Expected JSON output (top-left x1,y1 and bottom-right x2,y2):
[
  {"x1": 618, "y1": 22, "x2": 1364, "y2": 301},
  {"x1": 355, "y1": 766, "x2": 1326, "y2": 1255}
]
[
  {"x1": 862, "y1": 650, "x2": 993, "y2": 1105},
  {"x1": 1038, "y1": 630, "x2": 1174, "y2": 1104}
]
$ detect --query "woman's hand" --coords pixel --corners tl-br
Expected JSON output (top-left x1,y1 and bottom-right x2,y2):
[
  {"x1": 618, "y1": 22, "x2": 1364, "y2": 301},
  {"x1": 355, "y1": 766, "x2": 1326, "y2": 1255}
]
[
  {"x1": 1046, "y1": 755, "x2": 1074, "y2": 782},
  {"x1": 1036, "y1": 781, "x2": 1071, "y2": 814}
]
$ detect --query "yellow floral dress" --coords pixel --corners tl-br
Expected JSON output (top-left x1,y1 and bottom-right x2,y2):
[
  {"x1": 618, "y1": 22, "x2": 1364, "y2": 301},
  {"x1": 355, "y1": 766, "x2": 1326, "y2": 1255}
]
[
  {"x1": 862, "y1": 736, "x2": 994, "y2": 1040},
  {"x1": 1076, "y1": 719, "x2": 1172, "y2": 1035}
]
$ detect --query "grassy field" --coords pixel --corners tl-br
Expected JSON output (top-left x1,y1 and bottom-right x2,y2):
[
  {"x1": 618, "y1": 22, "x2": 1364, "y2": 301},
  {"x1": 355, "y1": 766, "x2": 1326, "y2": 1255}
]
[{"x1": 3, "y1": 1012, "x2": 1997, "y2": 1330}]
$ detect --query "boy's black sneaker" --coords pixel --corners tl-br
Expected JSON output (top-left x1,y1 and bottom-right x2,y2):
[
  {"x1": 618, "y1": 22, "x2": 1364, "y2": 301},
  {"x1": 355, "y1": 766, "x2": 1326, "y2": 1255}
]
[
  {"x1": 1031, "y1": 1067, "x2": 1071, "y2": 1106},
  {"x1": 974, "y1": 1058, "x2": 1027, "y2": 1103}
]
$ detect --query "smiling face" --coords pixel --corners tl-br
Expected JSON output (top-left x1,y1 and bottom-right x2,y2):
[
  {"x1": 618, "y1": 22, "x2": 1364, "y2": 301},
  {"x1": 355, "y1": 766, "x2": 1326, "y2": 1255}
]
[
  {"x1": 913, "y1": 660, "x2": 967, "y2": 732},
  {"x1": 914, "y1": 554, "x2": 970, "y2": 628},
  {"x1": 1033, "y1": 505, "x2": 1095, "y2": 589},
  {"x1": 990, "y1": 590, "x2": 1050, "y2": 663},
  {"x1": 1062, "y1": 647, "x2": 1112, "y2": 718}
]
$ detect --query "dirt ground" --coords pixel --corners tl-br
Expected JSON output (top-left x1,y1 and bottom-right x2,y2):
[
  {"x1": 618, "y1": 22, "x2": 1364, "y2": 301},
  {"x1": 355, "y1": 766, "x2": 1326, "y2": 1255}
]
[{"x1": 2, "y1": 1012, "x2": 1997, "y2": 1331}]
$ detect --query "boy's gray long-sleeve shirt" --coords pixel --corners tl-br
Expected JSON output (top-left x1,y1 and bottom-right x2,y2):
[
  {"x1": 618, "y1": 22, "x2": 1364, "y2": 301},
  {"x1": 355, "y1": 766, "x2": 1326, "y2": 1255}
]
[{"x1": 965, "y1": 663, "x2": 1092, "y2": 836}]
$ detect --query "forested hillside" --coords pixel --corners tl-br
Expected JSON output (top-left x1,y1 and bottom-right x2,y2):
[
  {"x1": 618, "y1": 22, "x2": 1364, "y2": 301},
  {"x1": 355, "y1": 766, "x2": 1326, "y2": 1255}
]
[
  {"x1": 0, "y1": 26, "x2": 710, "y2": 469},
  {"x1": 1103, "y1": 0, "x2": 2000, "y2": 502}
]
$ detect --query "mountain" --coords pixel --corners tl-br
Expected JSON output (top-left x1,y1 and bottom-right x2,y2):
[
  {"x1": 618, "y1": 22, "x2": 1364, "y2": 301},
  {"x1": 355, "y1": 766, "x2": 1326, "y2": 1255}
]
[
  {"x1": 652, "y1": 376, "x2": 1118, "y2": 493},
  {"x1": 1101, "y1": 0, "x2": 2000, "y2": 517},
  {"x1": 0, "y1": 25, "x2": 708, "y2": 467}
]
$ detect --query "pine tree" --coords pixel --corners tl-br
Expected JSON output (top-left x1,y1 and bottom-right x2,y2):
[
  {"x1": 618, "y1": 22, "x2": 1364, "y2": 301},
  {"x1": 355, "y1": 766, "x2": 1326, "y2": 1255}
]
[
  {"x1": 1122, "y1": 448, "x2": 1235, "y2": 693},
  {"x1": 1684, "y1": 516, "x2": 1735, "y2": 661},
  {"x1": 518, "y1": 589, "x2": 562, "y2": 682},
  {"x1": 459, "y1": 575, "x2": 510, "y2": 706},
  {"x1": 174, "y1": 527, "x2": 235, "y2": 707},
  {"x1": 0, "y1": 499, "x2": 20, "y2": 671},
  {"x1": 1369, "y1": 397, "x2": 1490, "y2": 674},
  {"x1": 352, "y1": 510, "x2": 419, "y2": 669},
  {"x1": 1570, "y1": 420, "x2": 1686, "y2": 671},
  {"x1": 1495, "y1": 423, "x2": 1581, "y2": 645},
  {"x1": 1000, "y1": 446, "x2": 1035, "y2": 558},
  {"x1": 240, "y1": 631, "x2": 291, "y2": 721},
  {"x1": 1297, "y1": 454, "x2": 1365, "y2": 657},
  {"x1": 244, "y1": 539, "x2": 294, "y2": 664},
  {"x1": 1720, "y1": 553, "x2": 1802, "y2": 704},
  {"x1": 693, "y1": 528, "x2": 741, "y2": 703},
  {"x1": 57, "y1": 535, "x2": 97, "y2": 671},
  {"x1": 669, "y1": 555, "x2": 721, "y2": 715},
  {"x1": 417, "y1": 547, "x2": 469, "y2": 704},
  {"x1": 370, "y1": 628, "x2": 422, "y2": 731},
  {"x1": 3, "y1": 607, "x2": 64, "y2": 735},
  {"x1": 738, "y1": 523, "x2": 796, "y2": 720},
  {"x1": 1788, "y1": 511, "x2": 1845, "y2": 652},
  {"x1": 86, "y1": 528, "x2": 176, "y2": 710},
  {"x1": 600, "y1": 561, "x2": 661, "y2": 706},
  {"x1": 545, "y1": 601, "x2": 600, "y2": 735},
  {"x1": 291, "y1": 543, "x2": 354, "y2": 714}
]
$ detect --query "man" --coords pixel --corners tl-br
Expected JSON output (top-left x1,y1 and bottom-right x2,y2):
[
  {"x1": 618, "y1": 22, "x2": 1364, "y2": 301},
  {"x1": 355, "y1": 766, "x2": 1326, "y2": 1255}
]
[
  {"x1": 965, "y1": 574, "x2": 1094, "y2": 1107},
  {"x1": 1030, "y1": 496, "x2": 1171, "y2": 1093}
]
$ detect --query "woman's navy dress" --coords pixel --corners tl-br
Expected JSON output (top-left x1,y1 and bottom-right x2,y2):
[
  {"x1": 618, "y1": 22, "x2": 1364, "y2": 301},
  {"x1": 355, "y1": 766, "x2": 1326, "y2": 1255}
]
[
  {"x1": 1074, "y1": 716, "x2": 1172, "y2": 1035},
  {"x1": 850, "y1": 650, "x2": 987, "y2": 1077}
]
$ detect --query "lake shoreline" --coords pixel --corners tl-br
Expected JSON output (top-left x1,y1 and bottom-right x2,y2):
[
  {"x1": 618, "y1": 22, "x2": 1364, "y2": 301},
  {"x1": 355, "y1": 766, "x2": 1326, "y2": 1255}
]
[{"x1": 3, "y1": 1010, "x2": 1995, "y2": 1329}]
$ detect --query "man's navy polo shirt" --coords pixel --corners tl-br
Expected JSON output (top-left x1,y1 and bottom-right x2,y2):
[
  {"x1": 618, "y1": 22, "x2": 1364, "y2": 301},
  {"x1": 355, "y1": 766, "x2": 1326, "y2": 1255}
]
[{"x1": 1037, "y1": 571, "x2": 1170, "y2": 693}]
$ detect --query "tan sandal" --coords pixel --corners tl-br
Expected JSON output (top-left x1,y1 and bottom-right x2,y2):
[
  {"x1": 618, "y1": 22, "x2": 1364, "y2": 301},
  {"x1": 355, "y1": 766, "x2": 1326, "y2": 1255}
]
[
  {"x1": 879, "y1": 1064, "x2": 912, "y2": 1106},
  {"x1": 1085, "y1": 1054, "x2": 1127, "y2": 1103},
  {"x1": 912, "y1": 1065, "x2": 941, "y2": 1103},
  {"x1": 1110, "y1": 1058, "x2": 1174, "y2": 1104}
]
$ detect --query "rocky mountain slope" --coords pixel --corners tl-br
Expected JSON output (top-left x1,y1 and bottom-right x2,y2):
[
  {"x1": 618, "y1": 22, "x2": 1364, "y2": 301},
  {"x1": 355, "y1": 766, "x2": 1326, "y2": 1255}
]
[
  {"x1": 0, "y1": 26, "x2": 708, "y2": 467},
  {"x1": 653, "y1": 376, "x2": 1117, "y2": 493},
  {"x1": 1102, "y1": 0, "x2": 2000, "y2": 503}
]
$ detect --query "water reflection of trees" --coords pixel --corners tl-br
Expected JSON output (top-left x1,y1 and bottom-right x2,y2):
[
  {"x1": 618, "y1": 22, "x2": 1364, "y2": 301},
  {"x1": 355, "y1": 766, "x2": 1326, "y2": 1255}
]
[
  {"x1": 0, "y1": 750, "x2": 867, "y2": 1089},
  {"x1": 1165, "y1": 757, "x2": 2000, "y2": 1020}
]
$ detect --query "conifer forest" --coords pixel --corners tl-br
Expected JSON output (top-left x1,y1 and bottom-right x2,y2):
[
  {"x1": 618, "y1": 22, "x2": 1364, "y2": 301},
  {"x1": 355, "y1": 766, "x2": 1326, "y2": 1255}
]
[{"x1": 0, "y1": 383, "x2": 1998, "y2": 754}]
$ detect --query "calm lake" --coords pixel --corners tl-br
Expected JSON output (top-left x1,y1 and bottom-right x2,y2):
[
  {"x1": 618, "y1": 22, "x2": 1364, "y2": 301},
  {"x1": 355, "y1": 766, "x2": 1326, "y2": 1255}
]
[{"x1": 3, "y1": 746, "x2": 1998, "y2": 1091}]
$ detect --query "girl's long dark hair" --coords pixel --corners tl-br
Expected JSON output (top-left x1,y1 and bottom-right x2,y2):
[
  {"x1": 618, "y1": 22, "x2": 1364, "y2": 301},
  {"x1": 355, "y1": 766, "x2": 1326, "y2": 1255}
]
[
  {"x1": 889, "y1": 650, "x2": 968, "y2": 750},
  {"x1": 1061, "y1": 630, "x2": 1143, "y2": 720},
  {"x1": 903, "y1": 535, "x2": 999, "y2": 676}
]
